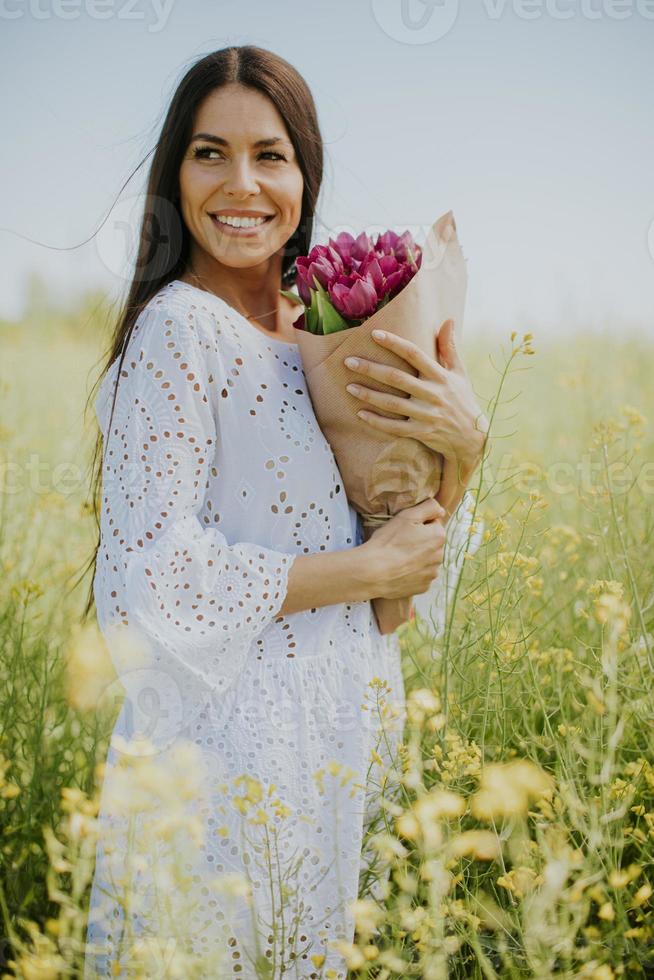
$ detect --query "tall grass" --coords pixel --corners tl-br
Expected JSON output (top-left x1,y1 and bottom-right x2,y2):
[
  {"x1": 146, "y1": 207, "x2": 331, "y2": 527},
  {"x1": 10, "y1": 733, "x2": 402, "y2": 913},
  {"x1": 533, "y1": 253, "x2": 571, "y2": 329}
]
[{"x1": 0, "y1": 289, "x2": 652, "y2": 978}]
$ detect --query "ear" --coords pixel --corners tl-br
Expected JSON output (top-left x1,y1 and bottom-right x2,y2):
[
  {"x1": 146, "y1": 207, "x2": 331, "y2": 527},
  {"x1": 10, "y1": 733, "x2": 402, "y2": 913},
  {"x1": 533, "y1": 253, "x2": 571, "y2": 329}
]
[{"x1": 436, "y1": 319, "x2": 464, "y2": 372}]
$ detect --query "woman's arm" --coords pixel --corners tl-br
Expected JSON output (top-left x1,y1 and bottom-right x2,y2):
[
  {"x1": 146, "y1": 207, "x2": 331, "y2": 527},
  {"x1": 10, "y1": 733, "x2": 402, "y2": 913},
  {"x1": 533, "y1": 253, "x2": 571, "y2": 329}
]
[
  {"x1": 277, "y1": 545, "x2": 379, "y2": 616},
  {"x1": 436, "y1": 413, "x2": 489, "y2": 524},
  {"x1": 96, "y1": 304, "x2": 299, "y2": 702}
]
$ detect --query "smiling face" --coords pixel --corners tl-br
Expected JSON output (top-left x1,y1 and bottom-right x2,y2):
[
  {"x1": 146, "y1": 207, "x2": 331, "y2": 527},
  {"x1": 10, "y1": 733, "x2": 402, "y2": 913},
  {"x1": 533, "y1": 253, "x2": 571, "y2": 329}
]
[{"x1": 178, "y1": 83, "x2": 304, "y2": 277}]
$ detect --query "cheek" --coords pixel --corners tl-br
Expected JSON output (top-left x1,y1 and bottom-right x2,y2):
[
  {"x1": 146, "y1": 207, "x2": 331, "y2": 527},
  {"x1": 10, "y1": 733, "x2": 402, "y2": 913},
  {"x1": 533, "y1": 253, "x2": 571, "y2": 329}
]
[
  {"x1": 279, "y1": 170, "x2": 304, "y2": 216},
  {"x1": 179, "y1": 163, "x2": 215, "y2": 205}
]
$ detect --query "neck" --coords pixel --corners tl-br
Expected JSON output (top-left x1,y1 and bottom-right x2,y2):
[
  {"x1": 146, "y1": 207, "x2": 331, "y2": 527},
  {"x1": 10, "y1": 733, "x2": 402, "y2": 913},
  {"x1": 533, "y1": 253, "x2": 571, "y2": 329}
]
[{"x1": 186, "y1": 250, "x2": 285, "y2": 327}]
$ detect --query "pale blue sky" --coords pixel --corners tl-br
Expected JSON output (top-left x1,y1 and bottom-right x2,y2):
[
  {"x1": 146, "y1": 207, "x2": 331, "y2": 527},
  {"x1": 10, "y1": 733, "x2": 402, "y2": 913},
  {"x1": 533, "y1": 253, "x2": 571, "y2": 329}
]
[{"x1": 2, "y1": 0, "x2": 653, "y2": 339}]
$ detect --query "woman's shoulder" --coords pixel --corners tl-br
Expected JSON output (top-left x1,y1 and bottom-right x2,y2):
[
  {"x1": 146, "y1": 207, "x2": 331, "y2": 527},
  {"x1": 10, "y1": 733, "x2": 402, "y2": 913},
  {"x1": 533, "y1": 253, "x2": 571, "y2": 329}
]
[
  {"x1": 128, "y1": 279, "x2": 233, "y2": 362},
  {"x1": 94, "y1": 282, "x2": 224, "y2": 438},
  {"x1": 136, "y1": 279, "x2": 216, "y2": 333}
]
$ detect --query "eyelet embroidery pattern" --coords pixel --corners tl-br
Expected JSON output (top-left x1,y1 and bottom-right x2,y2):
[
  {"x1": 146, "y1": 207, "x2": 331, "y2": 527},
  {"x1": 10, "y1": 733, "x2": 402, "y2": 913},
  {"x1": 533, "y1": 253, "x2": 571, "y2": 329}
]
[{"x1": 85, "y1": 279, "x2": 471, "y2": 978}]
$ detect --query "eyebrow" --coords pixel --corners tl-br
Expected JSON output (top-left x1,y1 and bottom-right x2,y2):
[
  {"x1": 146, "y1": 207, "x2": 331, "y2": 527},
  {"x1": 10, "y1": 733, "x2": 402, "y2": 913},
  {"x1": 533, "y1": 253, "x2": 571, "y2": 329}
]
[{"x1": 190, "y1": 133, "x2": 292, "y2": 148}]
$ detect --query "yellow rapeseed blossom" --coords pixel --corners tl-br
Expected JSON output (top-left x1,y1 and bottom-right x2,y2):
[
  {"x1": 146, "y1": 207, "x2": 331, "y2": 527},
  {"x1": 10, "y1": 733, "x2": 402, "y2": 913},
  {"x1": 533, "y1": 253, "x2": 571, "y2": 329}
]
[
  {"x1": 63, "y1": 620, "x2": 118, "y2": 713},
  {"x1": 497, "y1": 866, "x2": 541, "y2": 898},
  {"x1": 448, "y1": 830, "x2": 501, "y2": 862},
  {"x1": 349, "y1": 898, "x2": 384, "y2": 940},
  {"x1": 593, "y1": 593, "x2": 632, "y2": 633},
  {"x1": 631, "y1": 882, "x2": 652, "y2": 907},
  {"x1": 415, "y1": 789, "x2": 466, "y2": 822},
  {"x1": 331, "y1": 941, "x2": 366, "y2": 970},
  {"x1": 619, "y1": 404, "x2": 647, "y2": 428},
  {"x1": 590, "y1": 966, "x2": 615, "y2": 980},
  {"x1": 471, "y1": 760, "x2": 554, "y2": 820}
]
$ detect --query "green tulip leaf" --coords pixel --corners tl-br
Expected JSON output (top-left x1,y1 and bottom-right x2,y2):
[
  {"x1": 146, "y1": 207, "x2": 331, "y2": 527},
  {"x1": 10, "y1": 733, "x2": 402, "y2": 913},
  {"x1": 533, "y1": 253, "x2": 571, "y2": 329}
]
[
  {"x1": 306, "y1": 290, "x2": 321, "y2": 333},
  {"x1": 279, "y1": 289, "x2": 304, "y2": 306}
]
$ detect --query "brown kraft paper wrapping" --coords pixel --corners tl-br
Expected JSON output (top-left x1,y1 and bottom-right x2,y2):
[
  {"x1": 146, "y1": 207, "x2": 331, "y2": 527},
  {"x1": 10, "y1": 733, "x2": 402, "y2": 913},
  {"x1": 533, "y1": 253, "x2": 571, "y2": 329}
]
[{"x1": 291, "y1": 210, "x2": 468, "y2": 635}]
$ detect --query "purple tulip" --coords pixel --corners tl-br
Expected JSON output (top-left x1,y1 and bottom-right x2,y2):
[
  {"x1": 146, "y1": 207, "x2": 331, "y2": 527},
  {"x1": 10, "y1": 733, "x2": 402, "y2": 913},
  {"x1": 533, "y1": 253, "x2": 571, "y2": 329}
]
[
  {"x1": 294, "y1": 258, "x2": 314, "y2": 305},
  {"x1": 296, "y1": 244, "x2": 345, "y2": 303},
  {"x1": 374, "y1": 229, "x2": 402, "y2": 256},
  {"x1": 374, "y1": 229, "x2": 421, "y2": 268},
  {"x1": 350, "y1": 231, "x2": 374, "y2": 265},
  {"x1": 328, "y1": 232, "x2": 356, "y2": 264},
  {"x1": 357, "y1": 254, "x2": 386, "y2": 302},
  {"x1": 328, "y1": 273, "x2": 379, "y2": 320}
]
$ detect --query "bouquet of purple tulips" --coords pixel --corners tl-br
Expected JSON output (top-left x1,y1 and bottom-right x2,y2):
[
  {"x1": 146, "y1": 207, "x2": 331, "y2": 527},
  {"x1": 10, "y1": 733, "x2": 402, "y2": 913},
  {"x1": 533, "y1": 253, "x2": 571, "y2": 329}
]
[
  {"x1": 283, "y1": 229, "x2": 423, "y2": 335},
  {"x1": 285, "y1": 211, "x2": 467, "y2": 635}
]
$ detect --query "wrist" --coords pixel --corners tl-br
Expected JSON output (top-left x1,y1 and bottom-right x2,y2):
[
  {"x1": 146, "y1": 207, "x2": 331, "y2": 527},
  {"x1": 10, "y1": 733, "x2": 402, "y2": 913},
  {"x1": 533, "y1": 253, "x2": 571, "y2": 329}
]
[
  {"x1": 458, "y1": 415, "x2": 489, "y2": 474},
  {"x1": 351, "y1": 541, "x2": 386, "y2": 601}
]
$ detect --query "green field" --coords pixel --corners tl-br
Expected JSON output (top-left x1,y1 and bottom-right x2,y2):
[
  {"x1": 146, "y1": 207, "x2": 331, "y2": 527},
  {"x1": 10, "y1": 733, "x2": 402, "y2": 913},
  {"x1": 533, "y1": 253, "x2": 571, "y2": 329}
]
[{"x1": 1, "y1": 287, "x2": 653, "y2": 978}]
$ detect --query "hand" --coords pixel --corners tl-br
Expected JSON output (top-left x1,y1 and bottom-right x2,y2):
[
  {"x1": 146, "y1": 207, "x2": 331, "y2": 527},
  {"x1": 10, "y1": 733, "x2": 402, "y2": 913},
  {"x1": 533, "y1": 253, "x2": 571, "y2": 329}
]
[
  {"x1": 361, "y1": 497, "x2": 447, "y2": 601},
  {"x1": 343, "y1": 320, "x2": 489, "y2": 472}
]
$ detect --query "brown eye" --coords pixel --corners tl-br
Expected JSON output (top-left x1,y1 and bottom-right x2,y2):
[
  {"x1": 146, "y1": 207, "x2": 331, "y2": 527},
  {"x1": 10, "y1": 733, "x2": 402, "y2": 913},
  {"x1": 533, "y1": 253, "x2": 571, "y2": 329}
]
[{"x1": 192, "y1": 146, "x2": 221, "y2": 160}]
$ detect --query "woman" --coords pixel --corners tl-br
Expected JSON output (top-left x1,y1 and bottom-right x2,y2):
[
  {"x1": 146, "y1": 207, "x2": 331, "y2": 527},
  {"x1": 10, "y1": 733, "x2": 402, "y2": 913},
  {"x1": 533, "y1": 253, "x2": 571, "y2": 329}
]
[{"x1": 83, "y1": 46, "x2": 487, "y2": 979}]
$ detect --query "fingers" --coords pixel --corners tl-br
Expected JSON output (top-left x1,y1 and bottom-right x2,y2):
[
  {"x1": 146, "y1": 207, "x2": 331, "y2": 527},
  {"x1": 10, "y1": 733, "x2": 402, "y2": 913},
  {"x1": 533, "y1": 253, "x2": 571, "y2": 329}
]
[
  {"x1": 343, "y1": 355, "x2": 423, "y2": 397},
  {"x1": 409, "y1": 497, "x2": 446, "y2": 521},
  {"x1": 371, "y1": 328, "x2": 446, "y2": 381}
]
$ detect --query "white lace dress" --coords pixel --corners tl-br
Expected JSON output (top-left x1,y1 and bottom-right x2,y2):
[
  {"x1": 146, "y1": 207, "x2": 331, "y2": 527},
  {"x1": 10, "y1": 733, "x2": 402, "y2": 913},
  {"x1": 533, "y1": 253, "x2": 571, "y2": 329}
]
[{"x1": 84, "y1": 279, "x2": 478, "y2": 979}]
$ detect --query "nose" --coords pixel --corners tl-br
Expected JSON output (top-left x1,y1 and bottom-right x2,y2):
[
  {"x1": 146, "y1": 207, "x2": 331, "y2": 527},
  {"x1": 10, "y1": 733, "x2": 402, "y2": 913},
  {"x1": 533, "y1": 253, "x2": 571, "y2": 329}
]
[{"x1": 222, "y1": 154, "x2": 260, "y2": 198}]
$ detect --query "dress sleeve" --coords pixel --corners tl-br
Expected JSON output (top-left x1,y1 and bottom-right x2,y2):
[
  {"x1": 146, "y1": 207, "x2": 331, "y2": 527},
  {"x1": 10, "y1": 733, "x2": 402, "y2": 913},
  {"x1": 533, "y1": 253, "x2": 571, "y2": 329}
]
[{"x1": 95, "y1": 299, "x2": 297, "y2": 713}]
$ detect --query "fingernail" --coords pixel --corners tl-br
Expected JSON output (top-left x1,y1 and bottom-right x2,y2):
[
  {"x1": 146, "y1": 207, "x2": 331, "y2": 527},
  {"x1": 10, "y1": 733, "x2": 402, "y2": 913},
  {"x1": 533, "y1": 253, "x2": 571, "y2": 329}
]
[
  {"x1": 344, "y1": 357, "x2": 359, "y2": 368},
  {"x1": 372, "y1": 329, "x2": 385, "y2": 339}
]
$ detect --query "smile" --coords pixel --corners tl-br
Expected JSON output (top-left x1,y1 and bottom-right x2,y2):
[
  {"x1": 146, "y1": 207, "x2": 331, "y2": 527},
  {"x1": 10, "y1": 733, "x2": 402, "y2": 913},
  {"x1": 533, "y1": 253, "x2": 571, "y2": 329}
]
[{"x1": 209, "y1": 213, "x2": 274, "y2": 235}]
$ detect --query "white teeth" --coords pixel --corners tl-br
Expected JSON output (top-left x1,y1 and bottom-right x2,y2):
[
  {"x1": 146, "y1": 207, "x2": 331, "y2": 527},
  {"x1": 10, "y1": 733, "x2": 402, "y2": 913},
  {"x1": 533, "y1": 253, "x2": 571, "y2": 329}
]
[{"x1": 213, "y1": 214, "x2": 270, "y2": 228}]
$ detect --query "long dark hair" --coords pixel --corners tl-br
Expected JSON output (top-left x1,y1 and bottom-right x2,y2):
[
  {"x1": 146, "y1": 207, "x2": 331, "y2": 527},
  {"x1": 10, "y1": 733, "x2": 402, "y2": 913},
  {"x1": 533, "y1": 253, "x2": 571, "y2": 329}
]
[{"x1": 76, "y1": 46, "x2": 324, "y2": 623}]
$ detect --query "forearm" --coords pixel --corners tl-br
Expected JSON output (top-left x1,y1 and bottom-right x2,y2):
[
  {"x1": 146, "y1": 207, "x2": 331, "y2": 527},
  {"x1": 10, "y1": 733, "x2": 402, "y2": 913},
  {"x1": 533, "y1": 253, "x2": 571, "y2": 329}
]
[
  {"x1": 435, "y1": 455, "x2": 475, "y2": 526},
  {"x1": 278, "y1": 545, "x2": 378, "y2": 616},
  {"x1": 435, "y1": 414, "x2": 489, "y2": 525}
]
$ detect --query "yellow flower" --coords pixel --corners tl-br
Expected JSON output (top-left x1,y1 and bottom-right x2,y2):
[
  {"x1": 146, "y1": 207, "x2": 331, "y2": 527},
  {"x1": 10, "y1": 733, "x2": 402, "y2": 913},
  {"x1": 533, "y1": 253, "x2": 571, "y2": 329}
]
[
  {"x1": 332, "y1": 941, "x2": 366, "y2": 970},
  {"x1": 593, "y1": 593, "x2": 632, "y2": 632},
  {"x1": 471, "y1": 760, "x2": 554, "y2": 820},
  {"x1": 231, "y1": 796, "x2": 250, "y2": 815},
  {"x1": 395, "y1": 811, "x2": 421, "y2": 841},
  {"x1": 448, "y1": 830, "x2": 501, "y2": 862},
  {"x1": 619, "y1": 404, "x2": 647, "y2": 428},
  {"x1": 415, "y1": 789, "x2": 465, "y2": 822},
  {"x1": 63, "y1": 620, "x2": 118, "y2": 713},
  {"x1": 608, "y1": 869, "x2": 630, "y2": 888},
  {"x1": 350, "y1": 898, "x2": 384, "y2": 939},
  {"x1": 631, "y1": 882, "x2": 652, "y2": 907},
  {"x1": 497, "y1": 866, "x2": 540, "y2": 898},
  {"x1": 590, "y1": 966, "x2": 614, "y2": 980}
]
